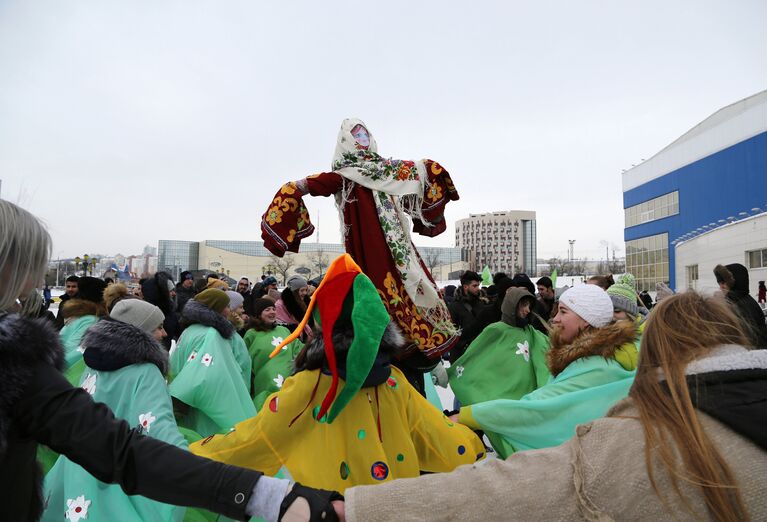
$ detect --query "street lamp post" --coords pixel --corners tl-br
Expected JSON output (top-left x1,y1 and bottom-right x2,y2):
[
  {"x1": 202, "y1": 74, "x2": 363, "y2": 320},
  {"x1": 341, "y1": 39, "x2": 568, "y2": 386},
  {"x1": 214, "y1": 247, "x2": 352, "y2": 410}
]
[
  {"x1": 55, "y1": 251, "x2": 64, "y2": 287},
  {"x1": 83, "y1": 254, "x2": 90, "y2": 277},
  {"x1": 74, "y1": 256, "x2": 81, "y2": 276}
]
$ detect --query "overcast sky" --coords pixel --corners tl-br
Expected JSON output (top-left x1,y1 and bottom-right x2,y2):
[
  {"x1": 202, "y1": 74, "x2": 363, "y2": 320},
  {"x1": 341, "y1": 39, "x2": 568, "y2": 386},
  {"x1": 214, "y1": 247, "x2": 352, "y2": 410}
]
[{"x1": 2, "y1": 0, "x2": 766, "y2": 262}]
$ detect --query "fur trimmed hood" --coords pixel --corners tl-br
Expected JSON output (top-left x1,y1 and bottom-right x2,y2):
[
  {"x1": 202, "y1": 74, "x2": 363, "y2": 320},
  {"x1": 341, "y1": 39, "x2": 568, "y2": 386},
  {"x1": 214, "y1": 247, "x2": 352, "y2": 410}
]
[
  {"x1": 81, "y1": 319, "x2": 168, "y2": 375},
  {"x1": 62, "y1": 298, "x2": 104, "y2": 320},
  {"x1": 0, "y1": 313, "x2": 64, "y2": 457},
  {"x1": 547, "y1": 319, "x2": 637, "y2": 377},
  {"x1": 182, "y1": 300, "x2": 234, "y2": 339},
  {"x1": 714, "y1": 263, "x2": 749, "y2": 295}
]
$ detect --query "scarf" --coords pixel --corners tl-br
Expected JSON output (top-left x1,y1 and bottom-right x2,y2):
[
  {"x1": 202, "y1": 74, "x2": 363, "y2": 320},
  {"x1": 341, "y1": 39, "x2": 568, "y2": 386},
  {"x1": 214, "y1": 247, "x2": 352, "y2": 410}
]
[{"x1": 330, "y1": 118, "x2": 440, "y2": 311}]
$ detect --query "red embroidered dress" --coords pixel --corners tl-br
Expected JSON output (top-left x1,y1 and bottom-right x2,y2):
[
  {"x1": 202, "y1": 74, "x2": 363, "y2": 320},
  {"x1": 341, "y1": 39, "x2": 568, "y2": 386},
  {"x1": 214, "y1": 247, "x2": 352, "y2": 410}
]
[{"x1": 261, "y1": 118, "x2": 460, "y2": 359}]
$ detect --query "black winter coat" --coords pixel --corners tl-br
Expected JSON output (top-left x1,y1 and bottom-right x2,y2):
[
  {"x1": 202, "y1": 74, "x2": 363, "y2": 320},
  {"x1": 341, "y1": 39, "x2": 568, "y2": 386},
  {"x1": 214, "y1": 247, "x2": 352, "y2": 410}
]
[
  {"x1": 727, "y1": 290, "x2": 767, "y2": 348},
  {"x1": 176, "y1": 283, "x2": 197, "y2": 314},
  {"x1": 0, "y1": 313, "x2": 262, "y2": 521},
  {"x1": 447, "y1": 290, "x2": 484, "y2": 331},
  {"x1": 52, "y1": 293, "x2": 72, "y2": 330},
  {"x1": 722, "y1": 263, "x2": 767, "y2": 348}
]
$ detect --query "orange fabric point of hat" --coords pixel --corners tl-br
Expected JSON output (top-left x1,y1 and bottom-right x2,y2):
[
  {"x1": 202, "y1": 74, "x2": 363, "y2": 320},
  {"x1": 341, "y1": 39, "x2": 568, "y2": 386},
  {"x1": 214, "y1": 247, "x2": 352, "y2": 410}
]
[{"x1": 269, "y1": 253, "x2": 363, "y2": 358}]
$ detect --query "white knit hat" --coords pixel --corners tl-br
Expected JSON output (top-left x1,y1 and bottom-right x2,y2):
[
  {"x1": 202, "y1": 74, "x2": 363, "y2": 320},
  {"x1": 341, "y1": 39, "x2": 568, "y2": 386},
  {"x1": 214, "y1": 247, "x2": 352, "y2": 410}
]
[
  {"x1": 225, "y1": 290, "x2": 244, "y2": 310},
  {"x1": 111, "y1": 299, "x2": 165, "y2": 334},
  {"x1": 558, "y1": 284, "x2": 613, "y2": 328}
]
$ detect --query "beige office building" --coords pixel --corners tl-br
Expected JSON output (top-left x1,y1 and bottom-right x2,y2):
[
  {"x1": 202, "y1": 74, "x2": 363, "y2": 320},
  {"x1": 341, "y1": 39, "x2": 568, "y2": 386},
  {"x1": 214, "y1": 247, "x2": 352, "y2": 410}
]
[
  {"x1": 158, "y1": 239, "x2": 470, "y2": 284},
  {"x1": 455, "y1": 210, "x2": 537, "y2": 276}
]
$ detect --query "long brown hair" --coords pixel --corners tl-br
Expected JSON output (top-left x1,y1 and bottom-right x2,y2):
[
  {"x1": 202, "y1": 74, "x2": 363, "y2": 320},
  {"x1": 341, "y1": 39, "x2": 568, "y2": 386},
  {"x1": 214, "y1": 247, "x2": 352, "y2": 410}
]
[{"x1": 631, "y1": 291, "x2": 750, "y2": 521}]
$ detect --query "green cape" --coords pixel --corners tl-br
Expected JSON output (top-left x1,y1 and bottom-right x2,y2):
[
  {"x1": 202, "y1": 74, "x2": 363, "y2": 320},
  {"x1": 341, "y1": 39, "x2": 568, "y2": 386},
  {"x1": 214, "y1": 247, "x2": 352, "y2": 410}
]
[
  {"x1": 463, "y1": 356, "x2": 635, "y2": 458},
  {"x1": 59, "y1": 315, "x2": 98, "y2": 369},
  {"x1": 244, "y1": 325, "x2": 303, "y2": 410},
  {"x1": 43, "y1": 363, "x2": 187, "y2": 522},
  {"x1": 169, "y1": 324, "x2": 256, "y2": 437},
  {"x1": 448, "y1": 321, "x2": 550, "y2": 406}
]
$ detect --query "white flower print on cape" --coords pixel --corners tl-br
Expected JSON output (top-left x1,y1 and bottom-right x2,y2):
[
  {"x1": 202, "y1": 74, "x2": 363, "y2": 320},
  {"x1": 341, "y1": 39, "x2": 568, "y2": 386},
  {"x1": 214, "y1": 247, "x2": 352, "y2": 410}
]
[
  {"x1": 515, "y1": 341, "x2": 530, "y2": 362},
  {"x1": 271, "y1": 336, "x2": 284, "y2": 348},
  {"x1": 81, "y1": 373, "x2": 97, "y2": 395},
  {"x1": 455, "y1": 365, "x2": 464, "y2": 378},
  {"x1": 138, "y1": 412, "x2": 156, "y2": 432},
  {"x1": 273, "y1": 374, "x2": 284, "y2": 388},
  {"x1": 187, "y1": 350, "x2": 198, "y2": 363},
  {"x1": 65, "y1": 495, "x2": 91, "y2": 522},
  {"x1": 201, "y1": 353, "x2": 213, "y2": 367}
]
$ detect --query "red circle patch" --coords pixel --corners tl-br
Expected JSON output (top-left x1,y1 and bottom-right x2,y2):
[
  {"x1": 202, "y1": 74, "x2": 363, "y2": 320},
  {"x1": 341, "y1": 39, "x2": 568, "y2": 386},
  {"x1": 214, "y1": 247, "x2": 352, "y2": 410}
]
[{"x1": 371, "y1": 461, "x2": 389, "y2": 481}]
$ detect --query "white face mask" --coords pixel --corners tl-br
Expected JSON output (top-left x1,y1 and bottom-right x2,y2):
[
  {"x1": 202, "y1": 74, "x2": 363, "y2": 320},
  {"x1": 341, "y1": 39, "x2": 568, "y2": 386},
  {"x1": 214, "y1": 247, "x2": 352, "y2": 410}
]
[{"x1": 351, "y1": 124, "x2": 370, "y2": 148}]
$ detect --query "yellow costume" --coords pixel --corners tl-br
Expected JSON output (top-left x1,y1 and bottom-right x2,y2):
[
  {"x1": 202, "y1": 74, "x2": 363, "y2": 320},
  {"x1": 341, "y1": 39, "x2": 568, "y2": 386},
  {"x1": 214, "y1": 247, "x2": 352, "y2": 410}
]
[
  {"x1": 613, "y1": 316, "x2": 645, "y2": 371},
  {"x1": 192, "y1": 366, "x2": 483, "y2": 493}
]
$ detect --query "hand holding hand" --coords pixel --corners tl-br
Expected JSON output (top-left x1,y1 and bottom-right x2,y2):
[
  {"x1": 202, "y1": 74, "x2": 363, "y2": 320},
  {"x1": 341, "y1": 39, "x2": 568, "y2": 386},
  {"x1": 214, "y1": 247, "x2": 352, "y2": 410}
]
[{"x1": 279, "y1": 483, "x2": 343, "y2": 522}]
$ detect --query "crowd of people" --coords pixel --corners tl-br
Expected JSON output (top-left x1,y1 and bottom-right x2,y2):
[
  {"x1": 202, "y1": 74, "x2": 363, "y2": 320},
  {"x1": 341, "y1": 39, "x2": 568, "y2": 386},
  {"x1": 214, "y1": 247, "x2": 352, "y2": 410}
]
[
  {"x1": 2, "y1": 195, "x2": 765, "y2": 521},
  {"x1": 3, "y1": 109, "x2": 767, "y2": 522}
]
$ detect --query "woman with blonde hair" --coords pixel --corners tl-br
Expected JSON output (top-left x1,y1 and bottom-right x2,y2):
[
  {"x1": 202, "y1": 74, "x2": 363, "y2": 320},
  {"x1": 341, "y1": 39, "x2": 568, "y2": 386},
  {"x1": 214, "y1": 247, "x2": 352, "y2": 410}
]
[
  {"x1": 0, "y1": 200, "x2": 342, "y2": 521},
  {"x1": 341, "y1": 291, "x2": 767, "y2": 521}
]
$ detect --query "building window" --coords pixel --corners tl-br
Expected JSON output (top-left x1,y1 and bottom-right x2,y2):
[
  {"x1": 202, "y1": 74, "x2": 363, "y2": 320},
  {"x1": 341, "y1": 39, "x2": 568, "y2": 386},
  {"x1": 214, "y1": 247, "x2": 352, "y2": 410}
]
[
  {"x1": 686, "y1": 264, "x2": 699, "y2": 289},
  {"x1": 747, "y1": 248, "x2": 767, "y2": 269},
  {"x1": 624, "y1": 191, "x2": 679, "y2": 228},
  {"x1": 625, "y1": 233, "x2": 669, "y2": 292}
]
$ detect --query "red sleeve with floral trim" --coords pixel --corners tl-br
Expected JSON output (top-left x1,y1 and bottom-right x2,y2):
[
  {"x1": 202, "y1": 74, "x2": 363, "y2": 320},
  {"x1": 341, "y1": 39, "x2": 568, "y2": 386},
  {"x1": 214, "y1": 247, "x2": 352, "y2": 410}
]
[
  {"x1": 260, "y1": 181, "x2": 316, "y2": 256},
  {"x1": 412, "y1": 160, "x2": 460, "y2": 237}
]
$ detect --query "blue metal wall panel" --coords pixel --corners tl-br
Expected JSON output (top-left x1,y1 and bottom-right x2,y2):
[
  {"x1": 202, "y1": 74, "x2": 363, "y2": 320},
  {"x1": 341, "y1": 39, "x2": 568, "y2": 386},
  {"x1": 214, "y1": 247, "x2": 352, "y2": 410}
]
[{"x1": 623, "y1": 130, "x2": 767, "y2": 288}]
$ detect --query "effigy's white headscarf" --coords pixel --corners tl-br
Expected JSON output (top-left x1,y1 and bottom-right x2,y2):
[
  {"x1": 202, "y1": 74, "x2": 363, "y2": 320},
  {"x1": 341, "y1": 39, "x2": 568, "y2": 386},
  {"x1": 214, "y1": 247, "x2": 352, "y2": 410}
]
[
  {"x1": 330, "y1": 118, "x2": 443, "y2": 312},
  {"x1": 332, "y1": 118, "x2": 426, "y2": 198}
]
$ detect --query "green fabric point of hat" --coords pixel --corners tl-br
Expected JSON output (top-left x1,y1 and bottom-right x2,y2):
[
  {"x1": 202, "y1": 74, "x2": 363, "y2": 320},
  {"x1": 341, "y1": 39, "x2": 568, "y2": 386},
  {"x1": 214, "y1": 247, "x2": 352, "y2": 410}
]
[{"x1": 326, "y1": 274, "x2": 390, "y2": 423}]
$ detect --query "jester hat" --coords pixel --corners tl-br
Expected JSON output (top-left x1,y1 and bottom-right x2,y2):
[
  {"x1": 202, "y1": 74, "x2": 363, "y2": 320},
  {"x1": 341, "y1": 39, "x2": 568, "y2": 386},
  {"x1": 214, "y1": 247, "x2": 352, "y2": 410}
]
[{"x1": 270, "y1": 254, "x2": 391, "y2": 423}]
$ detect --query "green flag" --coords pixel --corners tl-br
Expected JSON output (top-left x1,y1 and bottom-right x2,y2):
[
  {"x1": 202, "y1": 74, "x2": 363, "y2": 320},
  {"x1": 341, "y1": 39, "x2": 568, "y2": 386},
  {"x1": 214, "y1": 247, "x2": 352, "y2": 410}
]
[
  {"x1": 550, "y1": 269, "x2": 558, "y2": 289},
  {"x1": 481, "y1": 265, "x2": 493, "y2": 286}
]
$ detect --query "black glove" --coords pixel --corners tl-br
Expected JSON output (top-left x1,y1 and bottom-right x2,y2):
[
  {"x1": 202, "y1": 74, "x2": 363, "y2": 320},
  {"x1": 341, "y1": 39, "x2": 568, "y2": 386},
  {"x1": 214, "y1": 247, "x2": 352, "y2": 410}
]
[{"x1": 278, "y1": 483, "x2": 343, "y2": 522}]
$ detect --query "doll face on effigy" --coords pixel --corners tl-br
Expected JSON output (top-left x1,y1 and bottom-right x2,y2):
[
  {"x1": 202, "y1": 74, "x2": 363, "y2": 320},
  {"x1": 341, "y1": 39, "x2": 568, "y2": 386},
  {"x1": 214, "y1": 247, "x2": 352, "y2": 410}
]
[{"x1": 351, "y1": 124, "x2": 370, "y2": 149}]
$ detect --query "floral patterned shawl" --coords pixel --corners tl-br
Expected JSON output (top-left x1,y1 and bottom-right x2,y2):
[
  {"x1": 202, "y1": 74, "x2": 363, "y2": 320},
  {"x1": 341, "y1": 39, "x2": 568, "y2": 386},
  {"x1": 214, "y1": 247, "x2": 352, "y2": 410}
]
[
  {"x1": 331, "y1": 119, "x2": 440, "y2": 310},
  {"x1": 331, "y1": 118, "x2": 424, "y2": 197}
]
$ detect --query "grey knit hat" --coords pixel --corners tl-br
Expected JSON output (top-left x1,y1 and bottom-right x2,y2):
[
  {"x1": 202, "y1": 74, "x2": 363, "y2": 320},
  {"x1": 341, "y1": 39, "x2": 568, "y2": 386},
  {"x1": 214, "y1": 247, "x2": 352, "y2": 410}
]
[
  {"x1": 110, "y1": 299, "x2": 165, "y2": 334},
  {"x1": 607, "y1": 294, "x2": 638, "y2": 317},
  {"x1": 287, "y1": 276, "x2": 308, "y2": 292},
  {"x1": 225, "y1": 290, "x2": 244, "y2": 310}
]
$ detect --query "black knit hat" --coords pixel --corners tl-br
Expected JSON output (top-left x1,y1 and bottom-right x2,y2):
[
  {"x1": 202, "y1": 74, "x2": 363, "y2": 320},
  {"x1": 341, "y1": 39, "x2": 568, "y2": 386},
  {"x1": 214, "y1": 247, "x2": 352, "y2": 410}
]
[
  {"x1": 251, "y1": 297, "x2": 276, "y2": 318},
  {"x1": 510, "y1": 273, "x2": 535, "y2": 295},
  {"x1": 77, "y1": 276, "x2": 107, "y2": 303}
]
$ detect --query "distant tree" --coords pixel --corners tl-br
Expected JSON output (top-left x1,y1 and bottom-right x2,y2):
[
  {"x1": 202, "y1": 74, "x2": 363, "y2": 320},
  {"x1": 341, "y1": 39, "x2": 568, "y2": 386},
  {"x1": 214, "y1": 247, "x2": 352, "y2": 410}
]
[
  {"x1": 608, "y1": 256, "x2": 626, "y2": 274},
  {"x1": 269, "y1": 253, "x2": 296, "y2": 285},
  {"x1": 547, "y1": 257, "x2": 569, "y2": 275},
  {"x1": 307, "y1": 247, "x2": 330, "y2": 279},
  {"x1": 423, "y1": 250, "x2": 441, "y2": 275},
  {"x1": 570, "y1": 257, "x2": 588, "y2": 276}
]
